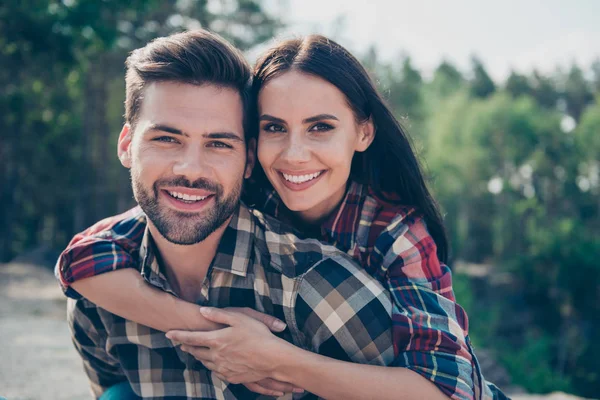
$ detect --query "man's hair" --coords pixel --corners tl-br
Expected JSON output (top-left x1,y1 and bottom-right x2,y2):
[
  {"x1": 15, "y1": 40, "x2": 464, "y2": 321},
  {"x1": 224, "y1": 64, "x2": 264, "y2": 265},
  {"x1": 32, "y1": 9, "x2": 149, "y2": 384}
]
[{"x1": 125, "y1": 30, "x2": 255, "y2": 139}]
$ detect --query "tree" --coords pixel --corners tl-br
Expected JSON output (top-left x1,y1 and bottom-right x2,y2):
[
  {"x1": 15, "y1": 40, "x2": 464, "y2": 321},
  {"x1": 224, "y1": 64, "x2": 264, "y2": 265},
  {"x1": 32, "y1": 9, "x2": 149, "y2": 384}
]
[
  {"x1": 530, "y1": 70, "x2": 559, "y2": 110},
  {"x1": 429, "y1": 60, "x2": 464, "y2": 99},
  {"x1": 562, "y1": 64, "x2": 595, "y2": 122},
  {"x1": 505, "y1": 70, "x2": 532, "y2": 98},
  {"x1": 469, "y1": 56, "x2": 496, "y2": 98}
]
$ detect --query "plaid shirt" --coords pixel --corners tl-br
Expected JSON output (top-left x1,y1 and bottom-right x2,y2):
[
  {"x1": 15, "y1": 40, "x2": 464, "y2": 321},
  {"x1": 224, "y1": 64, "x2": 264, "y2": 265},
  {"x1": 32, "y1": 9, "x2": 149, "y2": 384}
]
[
  {"x1": 256, "y1": 182, "x2": 507, "y2": 400},
  {"x1": 60, "y1": 204, "x2": 394, "y2": 399}
]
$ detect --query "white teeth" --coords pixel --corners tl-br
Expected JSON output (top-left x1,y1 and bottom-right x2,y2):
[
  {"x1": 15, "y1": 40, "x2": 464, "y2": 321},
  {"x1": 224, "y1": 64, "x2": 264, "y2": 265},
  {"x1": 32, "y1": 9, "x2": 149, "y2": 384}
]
[
  {"x1": 168, "y1": 191, "x2": 208, "y2": 202},
  {"x1": 282, "y1": 171, "x2": 322, "y2": 184}
]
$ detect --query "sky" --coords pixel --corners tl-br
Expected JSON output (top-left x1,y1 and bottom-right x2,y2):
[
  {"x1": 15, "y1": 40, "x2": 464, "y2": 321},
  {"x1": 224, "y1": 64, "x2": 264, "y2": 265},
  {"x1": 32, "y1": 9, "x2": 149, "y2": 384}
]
[{"x1": 266, "y1": 0, "x2": 600, "y2": 81}]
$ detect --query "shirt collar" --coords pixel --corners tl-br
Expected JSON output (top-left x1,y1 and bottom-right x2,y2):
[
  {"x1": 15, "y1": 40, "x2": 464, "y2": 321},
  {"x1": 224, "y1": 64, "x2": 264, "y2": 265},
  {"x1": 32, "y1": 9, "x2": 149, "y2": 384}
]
[
  {"x1": 320, "y1": 181, "x2": 370, "y2": 251},
  {"x1": 138, "y1": 204, "x2": 256, "y2": 293},
  {"x1": 261, "y1": 181, "x2": 373, "y2": 252},
  {"x1": 210, "y1": 203, "x2": 255, "y2": 277}
]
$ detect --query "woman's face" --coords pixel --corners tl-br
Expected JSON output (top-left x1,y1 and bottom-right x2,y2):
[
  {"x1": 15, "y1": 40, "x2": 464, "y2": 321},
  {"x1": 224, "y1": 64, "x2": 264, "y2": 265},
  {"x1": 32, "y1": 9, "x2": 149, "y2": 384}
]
[{"x1": 257, "y1": 71, "x2": 374, "y2": 222}]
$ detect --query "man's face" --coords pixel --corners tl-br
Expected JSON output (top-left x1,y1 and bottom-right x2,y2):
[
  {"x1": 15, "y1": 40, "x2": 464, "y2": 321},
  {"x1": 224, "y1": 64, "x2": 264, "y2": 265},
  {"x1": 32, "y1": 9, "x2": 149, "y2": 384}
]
[{"x1": 118, "y1": 82, "x2": 253, "y2": 245}]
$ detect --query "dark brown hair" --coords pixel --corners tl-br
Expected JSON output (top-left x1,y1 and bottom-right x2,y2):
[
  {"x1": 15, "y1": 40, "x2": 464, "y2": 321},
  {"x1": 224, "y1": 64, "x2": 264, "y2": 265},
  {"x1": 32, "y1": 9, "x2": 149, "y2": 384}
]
[
  {"x1": 253, "y1": 35, "x2": 449, "y2": 262},
  {"x1": 125, "y1": 29, "x2": 255, "y2": 138}
]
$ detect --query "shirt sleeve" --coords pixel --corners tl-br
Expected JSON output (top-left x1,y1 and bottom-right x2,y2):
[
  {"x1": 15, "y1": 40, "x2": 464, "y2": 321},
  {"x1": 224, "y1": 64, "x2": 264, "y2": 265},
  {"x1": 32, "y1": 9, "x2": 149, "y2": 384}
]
[
  {"x1": 55, "y1": 235, "x2": 138, "y2": 299},
  {"x1": 67, "y1": 298, "x2": 126, "y2": 397},
  {"x1": 293, "y1": 256, "x2": 395, "y2": 366},
  {"x1": 380, "y1": 215, "x2": 477, "y2": 400}
]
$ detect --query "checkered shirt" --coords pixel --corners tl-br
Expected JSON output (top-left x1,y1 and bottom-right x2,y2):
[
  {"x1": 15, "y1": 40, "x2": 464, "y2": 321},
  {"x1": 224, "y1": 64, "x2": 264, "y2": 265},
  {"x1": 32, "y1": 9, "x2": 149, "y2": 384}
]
[
  {"x1": 61, "y1": 204, "x2": 394, "y2": 399},
  {"x1": 256, "y1": 181, "x2": 507, "y2": 400}
]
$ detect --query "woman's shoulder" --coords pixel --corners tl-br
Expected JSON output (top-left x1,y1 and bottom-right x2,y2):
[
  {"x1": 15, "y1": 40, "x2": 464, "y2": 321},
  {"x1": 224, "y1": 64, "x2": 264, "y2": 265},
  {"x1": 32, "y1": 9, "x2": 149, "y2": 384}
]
[
  {"x1": 352, "y1": 183, "x2": 441, "y2": 275},
  {"x1": 358, "y1": 183, "x2": 425, "y2": 240}
]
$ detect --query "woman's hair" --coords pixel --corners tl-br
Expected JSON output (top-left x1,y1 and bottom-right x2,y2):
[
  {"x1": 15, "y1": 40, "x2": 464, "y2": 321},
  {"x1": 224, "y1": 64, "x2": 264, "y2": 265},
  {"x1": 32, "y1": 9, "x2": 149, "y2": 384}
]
[{"x1": 252, "y1": 35, "x2": 449, "y2": 262}]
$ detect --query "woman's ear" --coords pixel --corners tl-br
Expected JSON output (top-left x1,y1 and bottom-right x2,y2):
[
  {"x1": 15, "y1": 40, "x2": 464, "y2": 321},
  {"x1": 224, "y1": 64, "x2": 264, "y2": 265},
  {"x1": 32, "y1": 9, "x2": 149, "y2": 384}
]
[
  {"x1": 355, "y1": 118, "x2": 375, "y2": 152},
  {"x1": 244, "y1": 138, "x2": 257, "y2": 179},
  {"x1": 117, "y1": 124, "x2": 133, "y2": 168}
]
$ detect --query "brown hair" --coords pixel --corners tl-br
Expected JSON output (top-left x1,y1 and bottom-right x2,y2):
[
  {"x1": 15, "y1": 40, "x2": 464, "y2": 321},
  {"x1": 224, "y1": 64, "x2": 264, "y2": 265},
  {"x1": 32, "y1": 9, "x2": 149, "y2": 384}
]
[{"x1": 125, "y1": 29, "x2": 255, "y2": 138}]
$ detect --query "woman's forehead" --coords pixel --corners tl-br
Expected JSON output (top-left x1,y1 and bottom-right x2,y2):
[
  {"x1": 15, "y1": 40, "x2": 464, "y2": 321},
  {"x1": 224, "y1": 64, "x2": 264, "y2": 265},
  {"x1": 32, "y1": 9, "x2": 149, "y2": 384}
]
[{"x1": 258, "y1": 71, "x2": 351, "y2": 117}]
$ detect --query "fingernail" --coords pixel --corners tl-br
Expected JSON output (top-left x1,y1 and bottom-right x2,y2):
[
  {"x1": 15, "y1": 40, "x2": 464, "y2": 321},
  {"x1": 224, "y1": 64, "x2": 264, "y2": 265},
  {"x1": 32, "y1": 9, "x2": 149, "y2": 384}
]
[
  {"x1": 165, "y1": 333, "x2": 172, "y2": 339},
  {"x1": 273, "y1": 320, "x2": 287, "y2": 331},
  {"x1": 273, "y1": 392, "x2": 284, "y2": 397},
  {"x1": 200, "y1": 307, "x2": 211, "y2": 315},
  {"x1": 293, "y1": 388, "x2": 305, "y2": 393}
]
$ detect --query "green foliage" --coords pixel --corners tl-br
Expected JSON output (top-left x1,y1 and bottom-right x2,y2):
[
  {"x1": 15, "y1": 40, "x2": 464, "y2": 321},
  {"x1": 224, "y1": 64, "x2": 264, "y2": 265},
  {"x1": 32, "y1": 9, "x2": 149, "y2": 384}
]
[
  {"x1": 499, "y1": 333, "x2": 573, "y2": 393},
  {"x1": 0, "y1": 0, "x2": 282, "y2": 262}
]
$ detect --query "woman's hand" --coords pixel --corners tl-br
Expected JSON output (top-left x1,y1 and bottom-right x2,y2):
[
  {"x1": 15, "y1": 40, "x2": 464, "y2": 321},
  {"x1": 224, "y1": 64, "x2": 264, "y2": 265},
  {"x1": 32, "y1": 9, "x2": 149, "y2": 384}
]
[{"x1": 166, "y1": 307, "x2": 304, "y2": 397}]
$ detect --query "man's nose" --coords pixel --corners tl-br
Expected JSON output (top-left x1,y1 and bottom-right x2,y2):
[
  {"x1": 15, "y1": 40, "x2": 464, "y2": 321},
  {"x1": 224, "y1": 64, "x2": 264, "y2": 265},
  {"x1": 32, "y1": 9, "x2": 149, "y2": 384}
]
[
  {"x1": 281, "y1": 134, "x2": 311, "y2": 163},
  {"x1": 172, "y1": 144, "x2": 210, "y2": 179}
]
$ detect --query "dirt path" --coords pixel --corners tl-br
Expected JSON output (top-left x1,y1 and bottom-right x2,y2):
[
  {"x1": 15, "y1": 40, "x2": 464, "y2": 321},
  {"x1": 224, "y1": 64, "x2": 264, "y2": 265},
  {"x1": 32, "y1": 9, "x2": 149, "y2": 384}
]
[{"x1": 0, "y1": 263, "x2": 89, "y2": 400}]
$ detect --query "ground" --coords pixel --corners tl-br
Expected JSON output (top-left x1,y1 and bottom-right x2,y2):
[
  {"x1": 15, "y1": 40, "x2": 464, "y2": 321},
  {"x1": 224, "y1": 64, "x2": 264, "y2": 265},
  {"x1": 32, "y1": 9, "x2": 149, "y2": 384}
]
[
  {"x1": 0, "y1": 262, "x2": 591, "y2": 400},
  {"x1": 0, "y1": 263, "x2": 89, "y2": 399}
]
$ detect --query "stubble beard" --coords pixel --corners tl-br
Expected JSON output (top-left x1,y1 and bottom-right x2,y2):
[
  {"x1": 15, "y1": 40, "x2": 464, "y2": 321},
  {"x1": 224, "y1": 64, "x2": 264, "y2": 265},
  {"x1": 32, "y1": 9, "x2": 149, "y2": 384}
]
[{"x1": 131, "y1": 170, "x2": 242, "y2": 245}]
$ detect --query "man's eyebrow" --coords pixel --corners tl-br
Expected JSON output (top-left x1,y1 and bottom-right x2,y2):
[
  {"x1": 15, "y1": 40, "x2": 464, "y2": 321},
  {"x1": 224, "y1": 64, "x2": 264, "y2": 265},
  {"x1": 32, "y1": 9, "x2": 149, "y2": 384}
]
[
  {"x1": 203, "y1": 132, "x2": 244, "y2": 142},
  {"x1": 147, "y1": 124, "x2": 185, "y2": 136},
  {"x1": 146, "y1": 125, "x2": 243, "y2": 142}
]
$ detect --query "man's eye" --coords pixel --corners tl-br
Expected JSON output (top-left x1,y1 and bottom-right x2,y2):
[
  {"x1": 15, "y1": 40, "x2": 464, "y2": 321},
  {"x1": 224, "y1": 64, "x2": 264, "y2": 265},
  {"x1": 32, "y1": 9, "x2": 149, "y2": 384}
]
[
  {"x1": 262, "y1": 124, "x2": 285, "y2": 133},
  {"x1": 208, "y1": 141, "x2": 232, "y2": 149},
  {"x1": 310, "y1": 123, "x2": 334, "y2": 132},
  {"x1": 153, "y1": 136, "x2": 179, "y2": 143}
]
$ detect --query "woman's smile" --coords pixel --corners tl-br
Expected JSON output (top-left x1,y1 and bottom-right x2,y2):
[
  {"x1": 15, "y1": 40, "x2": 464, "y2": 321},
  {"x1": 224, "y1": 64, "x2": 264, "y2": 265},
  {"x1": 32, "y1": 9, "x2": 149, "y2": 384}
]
[{"x1": 277, "y1": 169, "x2": 327, "y2": 191}]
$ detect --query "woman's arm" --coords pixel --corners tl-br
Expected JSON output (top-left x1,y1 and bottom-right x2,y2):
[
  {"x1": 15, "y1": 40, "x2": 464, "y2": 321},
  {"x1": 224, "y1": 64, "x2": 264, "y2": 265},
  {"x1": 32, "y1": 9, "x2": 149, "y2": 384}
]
[
  {"x1": 72, "y1": 269, "x2": 288, "y2": 333},
  {"x1": 274, "y1": 343, "x2": 449, "y2": 400},
  {"x1": 168, "y1": 308, "x2": 449, "y2": 400},
  {"x1": 71, "y1": 268, "x2": 220, "y2": 332}
]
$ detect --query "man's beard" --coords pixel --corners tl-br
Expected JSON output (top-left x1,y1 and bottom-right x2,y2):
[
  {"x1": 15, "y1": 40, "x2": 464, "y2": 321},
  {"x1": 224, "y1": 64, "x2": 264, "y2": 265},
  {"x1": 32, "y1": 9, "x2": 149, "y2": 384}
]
[{"x1": 132, "y1": 173, "x2": 241, "y2": 245}]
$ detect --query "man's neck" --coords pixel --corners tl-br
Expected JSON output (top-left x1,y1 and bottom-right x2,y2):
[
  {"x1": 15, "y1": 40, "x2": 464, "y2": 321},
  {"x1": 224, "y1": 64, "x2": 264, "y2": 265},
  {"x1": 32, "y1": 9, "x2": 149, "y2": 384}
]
[{"x1": 147, "y1": 218, "x2": 231, "y2": 303}]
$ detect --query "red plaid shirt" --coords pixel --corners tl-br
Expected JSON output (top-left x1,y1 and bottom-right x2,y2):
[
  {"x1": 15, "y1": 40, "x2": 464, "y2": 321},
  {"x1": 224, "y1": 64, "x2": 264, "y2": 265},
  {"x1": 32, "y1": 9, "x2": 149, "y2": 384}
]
[{"x1": 257, "y1": 182, "x2": 505, "y2": 400}]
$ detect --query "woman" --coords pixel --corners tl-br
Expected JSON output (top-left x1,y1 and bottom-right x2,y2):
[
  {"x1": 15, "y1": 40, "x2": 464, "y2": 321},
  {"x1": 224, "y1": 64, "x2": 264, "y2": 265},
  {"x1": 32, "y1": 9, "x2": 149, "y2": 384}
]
[{"x1": 57, "y1": 35, "x2": 503, "y2": 400}]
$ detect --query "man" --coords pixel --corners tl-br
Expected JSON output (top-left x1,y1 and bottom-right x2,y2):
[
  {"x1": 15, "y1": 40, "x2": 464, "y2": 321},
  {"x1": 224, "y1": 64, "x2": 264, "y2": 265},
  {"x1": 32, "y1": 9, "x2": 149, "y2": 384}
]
[{"x1": 59, "y1": 30, "x2": 396, "y2": 399}]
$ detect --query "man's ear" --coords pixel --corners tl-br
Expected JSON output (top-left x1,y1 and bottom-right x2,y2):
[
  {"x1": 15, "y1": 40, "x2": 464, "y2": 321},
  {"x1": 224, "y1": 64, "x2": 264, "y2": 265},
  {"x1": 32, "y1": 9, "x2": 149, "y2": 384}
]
[
  {"x1": 117, "y1": 124, "x2": 133, "y2": 168},
  {"x1": 244, "y1": 138, "x2": 257, "y2": 179},
  {"x1": 355, "y1": 118, "x2": 375, "y2": 152}
]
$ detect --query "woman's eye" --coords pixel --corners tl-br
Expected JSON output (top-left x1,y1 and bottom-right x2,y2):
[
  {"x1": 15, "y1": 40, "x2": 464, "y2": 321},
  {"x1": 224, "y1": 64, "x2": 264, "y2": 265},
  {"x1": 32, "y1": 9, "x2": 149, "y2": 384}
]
[
  {"x1": 309, "y1": 122, "x2": 334, "y2": 132},
  {"x1": 262, "y1": 124, "x2": 285, "y2": 133}
]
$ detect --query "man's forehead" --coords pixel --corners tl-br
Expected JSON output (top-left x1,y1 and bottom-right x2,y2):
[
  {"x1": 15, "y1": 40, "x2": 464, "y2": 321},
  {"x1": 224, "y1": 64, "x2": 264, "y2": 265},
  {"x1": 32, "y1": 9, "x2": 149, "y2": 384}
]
[{"x1": 137, "y1": 81, "x2": 244, "y2": 134}]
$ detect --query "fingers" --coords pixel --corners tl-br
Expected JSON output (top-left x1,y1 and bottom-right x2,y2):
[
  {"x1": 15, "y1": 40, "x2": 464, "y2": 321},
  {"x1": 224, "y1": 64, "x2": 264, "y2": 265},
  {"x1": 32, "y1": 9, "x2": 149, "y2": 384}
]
[
  {"x1": 166, "y1": 329, "x2": 220, "y2": 347},
  {"x1": 255, "y1": 378, "x2": 304, "y2": 394},
  {"x1": 180, "y1": 345, "x2": 212, "y2": 362},
  {"x1": 228, "y1": 307, "x2": 287, "y2": 332},
  {"x1": 243, "y1": 382, "x2": 285, "y2": 397},
  {"x1": 199, "y1": 307, "x2": 241, "y2": 326}
]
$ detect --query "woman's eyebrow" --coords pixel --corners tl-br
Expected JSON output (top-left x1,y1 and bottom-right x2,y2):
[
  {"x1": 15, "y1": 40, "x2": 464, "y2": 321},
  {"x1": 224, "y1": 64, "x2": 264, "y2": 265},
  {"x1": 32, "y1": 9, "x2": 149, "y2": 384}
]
[
  {"x1": 259, "y1": 114, "x2": 284, "y2": 123},
  {"x1": 303, "y1": 114, "x2": 339, "y2": 124},
  {"x1": 259, "y1": 114, "x2": 339, "y2": 124}
]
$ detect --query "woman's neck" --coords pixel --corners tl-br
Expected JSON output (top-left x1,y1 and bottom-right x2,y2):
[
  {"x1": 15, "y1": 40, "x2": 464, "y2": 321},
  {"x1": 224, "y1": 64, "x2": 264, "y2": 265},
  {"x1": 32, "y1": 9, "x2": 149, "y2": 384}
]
[{"x1": 294, "y1": 181, "x2": 349, "y2": 229}]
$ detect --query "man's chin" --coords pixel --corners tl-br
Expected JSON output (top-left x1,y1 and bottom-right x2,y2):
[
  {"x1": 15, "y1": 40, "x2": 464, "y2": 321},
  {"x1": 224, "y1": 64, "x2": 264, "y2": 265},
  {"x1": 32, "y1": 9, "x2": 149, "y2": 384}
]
[{"x1": 151, "y1": 214, "x2": 213, "y2": 245}]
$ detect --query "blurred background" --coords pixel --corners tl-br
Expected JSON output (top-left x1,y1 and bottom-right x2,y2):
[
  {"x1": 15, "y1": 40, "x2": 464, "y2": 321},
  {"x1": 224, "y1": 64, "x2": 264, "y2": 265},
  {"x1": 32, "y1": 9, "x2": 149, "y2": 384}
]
[{"x1": 1, "y1": 0, "x2": 599, "y2": 398}]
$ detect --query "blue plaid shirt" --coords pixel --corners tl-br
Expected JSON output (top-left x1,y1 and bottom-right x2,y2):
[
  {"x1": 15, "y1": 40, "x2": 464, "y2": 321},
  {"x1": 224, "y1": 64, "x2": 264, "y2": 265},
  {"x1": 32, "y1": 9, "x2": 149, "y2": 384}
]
[{"x1": 64, "y1": 204, "x2": 394, "y2": 399}]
